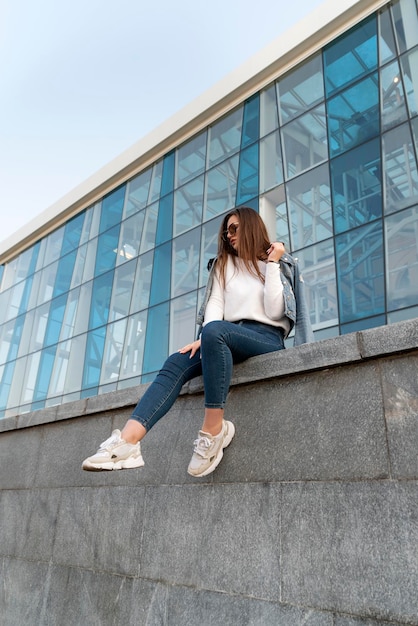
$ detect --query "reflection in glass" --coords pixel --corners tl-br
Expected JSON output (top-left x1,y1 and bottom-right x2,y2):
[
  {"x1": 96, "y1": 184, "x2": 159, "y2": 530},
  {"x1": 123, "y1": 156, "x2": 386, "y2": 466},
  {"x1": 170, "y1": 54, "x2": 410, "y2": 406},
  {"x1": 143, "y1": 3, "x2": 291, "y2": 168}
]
[
  {"x1": 241, "y1": 94, "x2": 259, "y2": 148},
  {"x1": 385, "y1": 205, "x2": 418, "y2": 310},
  {"x1": 116, "y1": 212, "x2": 145, "y2": 265},
  {"x1": 260, "y1": 186, "x2": 289, "y2": 247},
  {"x1": 378, "y1": 6, "x2": 398, "y2": 64},
  {"x1": 383, "y1": 122, "x2": 418, "y2": 214},
  {"x1": 236, "y1": 144, "x2": 259, "y2": 205},
  {"x1": 109, "y1": 260, "x2": 136, "y2": 322},
  {"x1": 278, "y1": 54, "x2": 324, "y2": 124},
  {"x1": 380, "y1": 59, "x2": 409, "y2": 130},
  {"x1": 88, "y1": 272, "x2": 114, "y2": 330},
  {"x1": 100, "y1": 318, "x2": 127, "y2": 385},
  {"x1": 94, "y1": 225, "x2": 121, "y2": 276},
  {"x1": 172, "y1": 228, "x2": 200, "y2": 298},
  {"x1": 331, "y1": 139, "x2": 382, "y2": 233},
  {"x1": 391, "y1": 0, "x2": 418, "y2": 54},
  {"x1": 399, "y1": 48, "x2": 418, "y2": 117},
  {"x1": 170, "y1": 292, "x2": 198, "y2": 353},
  {"x1": 130, "y1": 251, "x2": 154, "y2": 314},
  {"x1": 49, "y1": 339, "x2": 72, "y2": 397},
  {"x1": 142, "y1": 302, "x2": 169, "y2": 375},
  {"x1": 336, "y1": 221, "x2": 384, "y2": 322},
  {"x1": 295, "y1": 239, "x2": 337, "y2": 328},
  {"x1": 208, "y1": 108, "x2": 243, "y2": 167},
  {"x1": 260, "y1": 84, "x2": 279, "y2": 138},
  {"x1": 327, "y1": 74, "x2": 379, "y2": 157},
  {"x1": 200, "y1": 218, "x2": 220, "y2": 288},
  {"x1": 174, "y1": 176, "x2": 204, "y2": 236},
  {"x1": 176, "y1": 132, "x2": 207, "y2": 187},
  {"x1": 286, "y1": 164, "x2": 333, "y2": 249},
  {"x1": 99, "y1": 186, "x2": 126, "y2": 234},
  {"x1": 323, "y1": 15, "x2": 377, "y2": 97},
  {"x1": 149, "y1": 242, "x2": 172, "y2": 306},
  {"x1": 204, "y1": 155, "x2": 239, "y2": 220},
  {"x1": 281, "y1": 105, "x2": 328, "y2": 179},
  {"x1": 140, "y1": 203, "x2": 158, "y2": 253},
  {"x1": 82, "y1": 326, "x2": 106, "y2": 390},
  {"x1": 124, "y1": 168, "x2": 152, "y2": 218},
  {"x1": 120, "y1": 310, "x2": 148, "y2": 380},
  {"x1": 260, "y1": 130, "x2": 284, "y2": 193}
]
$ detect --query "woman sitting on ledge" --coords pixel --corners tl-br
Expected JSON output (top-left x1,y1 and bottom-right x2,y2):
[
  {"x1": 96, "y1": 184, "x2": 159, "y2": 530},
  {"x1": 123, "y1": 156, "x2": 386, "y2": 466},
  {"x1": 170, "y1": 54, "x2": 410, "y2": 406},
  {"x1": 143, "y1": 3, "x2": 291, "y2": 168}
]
[{"x1": 82, "y1": 206, "x2": 313, "y2": 477}]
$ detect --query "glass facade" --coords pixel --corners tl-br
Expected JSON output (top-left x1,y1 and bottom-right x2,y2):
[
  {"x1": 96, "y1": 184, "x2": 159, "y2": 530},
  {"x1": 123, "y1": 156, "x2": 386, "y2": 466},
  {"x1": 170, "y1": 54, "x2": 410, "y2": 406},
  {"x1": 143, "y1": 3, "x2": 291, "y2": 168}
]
[{"x1": 1, "y1": 0, "x2": 418, "y2": 417}]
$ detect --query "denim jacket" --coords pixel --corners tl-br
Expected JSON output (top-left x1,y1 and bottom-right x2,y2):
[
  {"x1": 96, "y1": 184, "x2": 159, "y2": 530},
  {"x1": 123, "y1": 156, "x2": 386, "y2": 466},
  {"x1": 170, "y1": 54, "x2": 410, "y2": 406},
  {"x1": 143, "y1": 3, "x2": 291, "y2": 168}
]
[{"x1": 196, "y1": 254, "x2": 314, "y2": 346}]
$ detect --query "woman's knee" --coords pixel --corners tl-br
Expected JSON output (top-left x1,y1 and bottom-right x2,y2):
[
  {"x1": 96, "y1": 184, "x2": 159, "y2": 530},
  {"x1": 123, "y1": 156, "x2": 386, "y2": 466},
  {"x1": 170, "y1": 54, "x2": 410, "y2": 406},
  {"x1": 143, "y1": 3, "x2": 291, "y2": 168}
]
[{"x1": 201, "y1": 320, "x2": 230, "y2": 344}]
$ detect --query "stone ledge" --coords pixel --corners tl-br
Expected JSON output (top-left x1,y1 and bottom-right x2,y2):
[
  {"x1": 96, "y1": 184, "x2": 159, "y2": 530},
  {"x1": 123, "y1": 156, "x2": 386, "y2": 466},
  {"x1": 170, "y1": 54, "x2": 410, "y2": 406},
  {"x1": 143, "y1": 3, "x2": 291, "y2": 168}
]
[{"x1": 1, "y1": 317, "x2": 417, "y2": 434}]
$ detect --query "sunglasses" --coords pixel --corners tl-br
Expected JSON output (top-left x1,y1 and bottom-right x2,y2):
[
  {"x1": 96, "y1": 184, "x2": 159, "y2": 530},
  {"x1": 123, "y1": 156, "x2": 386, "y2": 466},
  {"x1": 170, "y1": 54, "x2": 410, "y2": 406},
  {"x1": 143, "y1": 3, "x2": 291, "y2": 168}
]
[{"x1": 222, "y1": 222, "x2": 239, "y2": 240}]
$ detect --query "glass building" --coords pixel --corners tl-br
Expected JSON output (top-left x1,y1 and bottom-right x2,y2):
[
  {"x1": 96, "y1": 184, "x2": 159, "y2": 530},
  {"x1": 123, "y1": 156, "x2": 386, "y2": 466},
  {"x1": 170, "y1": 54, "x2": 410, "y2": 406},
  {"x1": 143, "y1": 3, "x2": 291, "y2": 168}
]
[{"x1": 1, "y1": 0, "x2": 418, "y2": 418}]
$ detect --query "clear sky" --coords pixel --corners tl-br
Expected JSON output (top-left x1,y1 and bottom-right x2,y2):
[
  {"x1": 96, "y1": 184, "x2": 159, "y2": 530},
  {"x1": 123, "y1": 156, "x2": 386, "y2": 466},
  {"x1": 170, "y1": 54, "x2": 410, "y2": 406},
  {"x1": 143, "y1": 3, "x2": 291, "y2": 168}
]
[{"x1": 0, "y1": 0, "x2": 325, "y2": 245}]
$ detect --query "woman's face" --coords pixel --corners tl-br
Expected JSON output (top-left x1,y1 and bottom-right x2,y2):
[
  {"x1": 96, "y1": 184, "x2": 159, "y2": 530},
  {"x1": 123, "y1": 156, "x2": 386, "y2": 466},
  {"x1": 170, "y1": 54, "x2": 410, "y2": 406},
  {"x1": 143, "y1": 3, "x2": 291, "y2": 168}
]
[{"x1": 225, "y1": 214, "x2": 240, "y2": 251}]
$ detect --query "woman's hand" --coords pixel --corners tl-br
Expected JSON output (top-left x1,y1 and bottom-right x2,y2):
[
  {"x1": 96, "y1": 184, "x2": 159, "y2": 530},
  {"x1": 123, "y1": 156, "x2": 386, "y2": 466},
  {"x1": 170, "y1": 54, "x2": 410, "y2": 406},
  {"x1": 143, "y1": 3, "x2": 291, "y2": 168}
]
[
  {"x1": 178, "y1": 338, "x2": 201, "y2": 358},
  {"x1": 266, "y1": 241, "x2": 286, "y2": 263}
]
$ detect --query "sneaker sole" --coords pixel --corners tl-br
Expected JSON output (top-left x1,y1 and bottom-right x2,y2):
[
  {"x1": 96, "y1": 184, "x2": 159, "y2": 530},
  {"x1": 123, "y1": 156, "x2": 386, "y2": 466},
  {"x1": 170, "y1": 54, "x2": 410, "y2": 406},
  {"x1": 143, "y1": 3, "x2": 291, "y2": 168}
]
[
  {"x1": 187, "y1": 421, "x2": 235, "y2": 478},
  {"x1": 82, "y1": 456, "x2": 144, "y2": 471}
]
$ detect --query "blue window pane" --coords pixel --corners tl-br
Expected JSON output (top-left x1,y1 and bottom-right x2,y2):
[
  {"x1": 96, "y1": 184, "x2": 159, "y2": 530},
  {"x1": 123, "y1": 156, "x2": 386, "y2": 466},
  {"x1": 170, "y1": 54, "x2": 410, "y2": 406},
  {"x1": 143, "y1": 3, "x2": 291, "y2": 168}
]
[
  {"x1": 260, "y1": 130, "x2": 284, "y2": 193},
  {"x1": 336, "y1": 221, "x2": 385, "y2": 323},
  {"x1": 94, "y1": 224, "x2": 121, "y2": 275},
  {"x1": 172, "y1": 228, "x2": 201, "y2": 298},
  {"x1": 89, "y1": 271, "x2": 114, "y2": 329},
  {"x1": 156, "y1": 193, "x2": 173, "y2": 245},
  {"x1": 331, "y1": 138, "x2": 382, "y2": 233},
  {"x1": 380, "y1": 60, "x2": 409, "y2": 131},
  {"x1": 149, "y1": 160, "x2": 163, "y2": 203},
  {"x1": 116, "y1": 212, "x2": 144, "y2": 266},
  {"x1": 277, "y1": 53, "x2": 324, "y2": 124},
  {"x1": 125, "y1": 168, "x2": 152, "y2": 217},
  {"x1": 174, "y1": 176, "x2": 204, "y2": 236},
  {"x1": 323, "y1": 15, "x2": 377, "y2": 97},
  {"x1": 295, "y1": 239, "x2": 337, "y2": 329},
  {"x1": 236, "y1": 143, "x2": 259, "y2": 205},
  {"x1": 99, "y1": 185, "x2": 126, "y2": 234},
  {"x1": 82, "y1": 326, "x2": 106, "y2": 389},
  {"x1": 169, "y1": 292, "x2": 198, "y2": 353},
  {"x1": 130, "y1": 251, "x2": 154, "y2": 313},
  {"x1": 176, "y1": 132, "x2": 207, "y2": 187},
  {"x1": 204, "y1": 154, "x2": 239, "y2": 220},
  {"x1": 341, "y1": 315, "x2": 386, "y2": 334},
  {"x1": 260, "y1": 185, "x2": 289, "y2": 247},
  {"x1": 327, "y1": 74, "x2": 379, "y2": 157},
  {"x1": 142, "y1": 302, "x2": 169, "y2": 374},
  {"x1": 1, "y1": 315, "x2": 24, "y2": 363},
  {"x1": 40, "y1": 227, "x2": 65, "y2": 267},
  {"x1": 53, "y1": 250, "x2": 77, "y2": 297},
  {"x1": 149, "y1": 242, "x2": 172, "y2": 306},
  {"x1": 281, "y1": 105, "x2": 328, "y2": 179},
  {"x1": 61, "y1": 212, "x2": 85, "y2": 255},
  {"x1": 109, "y1": 260, "x2": 136, "y2": 322},
  {"x1": 378, "y1": 6, "x2": 397, "y2": 65},
  {"x1": 208, "y1": 107, "x2": 243, "y2": 167},
  {"x1": 0, "y1": 361, "x2": 16, "y2": 410},
  {"x1": 160, "y1": 151, "x2": 175, "y2": 197},
  {"x1": 391, "y1": 0, "x2": 418, "y2": 54},
  {"x1": 286, "y1": 164, "x2": 333, "y2": 249},
  {"x1": 260, "y1": 84, "x2": 279, "y2": 138},
  {"x1": 400, "y1": 49, "x2": 418, "y2": 118},
  {"x1": 33, "y1": 346, "x2": 57, "y2": 401},
  {"x1": 383, "y1": 122, "x2": 418, "y2": 214},
  {"x1": 44, "y1": 294, "x2": 67, "y2": 347},
  {"x1": 140, "y1": 203, "x2": 158, "y2": 253},
  {"x1": 241, "y1": 94, "x2": 260, "y2": 147},
  {"x1": 0, "y1": 265, "x2": 4, "y2": 287},
  {"x1": 385, "y1": 204, "x2": 418, "y2": 311}
]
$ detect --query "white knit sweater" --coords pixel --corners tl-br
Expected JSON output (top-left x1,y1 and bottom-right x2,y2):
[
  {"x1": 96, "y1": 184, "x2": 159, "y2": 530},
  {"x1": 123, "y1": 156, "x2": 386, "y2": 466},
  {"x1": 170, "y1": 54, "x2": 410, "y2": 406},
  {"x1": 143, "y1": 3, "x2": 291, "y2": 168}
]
[{"x1": 203, "y1": 256, "x2": 290, "y2": 334}]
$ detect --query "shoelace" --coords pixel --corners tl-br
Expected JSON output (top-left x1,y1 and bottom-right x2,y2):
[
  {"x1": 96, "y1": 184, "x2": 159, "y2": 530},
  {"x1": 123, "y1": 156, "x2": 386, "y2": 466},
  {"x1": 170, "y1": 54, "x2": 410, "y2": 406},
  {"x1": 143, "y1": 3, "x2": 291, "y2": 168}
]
[
  {"x1": 193, "y1": 436, "x2": 212, "y2": 452},
  {"x1": 99, "y1": 432, "x2": 121, "y2": 450}
]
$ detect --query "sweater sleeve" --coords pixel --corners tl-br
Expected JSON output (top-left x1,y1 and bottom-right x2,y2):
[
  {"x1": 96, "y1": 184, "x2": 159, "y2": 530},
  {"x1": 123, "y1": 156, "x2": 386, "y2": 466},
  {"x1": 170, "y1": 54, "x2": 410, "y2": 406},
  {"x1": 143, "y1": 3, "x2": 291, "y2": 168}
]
[{"x1": 264, "y1": 262, "x2": 286, "y2": 320}]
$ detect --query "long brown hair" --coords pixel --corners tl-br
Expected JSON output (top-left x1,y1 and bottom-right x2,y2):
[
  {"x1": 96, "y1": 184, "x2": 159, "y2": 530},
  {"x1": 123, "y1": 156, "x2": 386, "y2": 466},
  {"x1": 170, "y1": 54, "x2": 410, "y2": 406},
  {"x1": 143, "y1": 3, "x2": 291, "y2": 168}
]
[{"x1": 216, "y1": 207, "x2": 271, "y2": 286}]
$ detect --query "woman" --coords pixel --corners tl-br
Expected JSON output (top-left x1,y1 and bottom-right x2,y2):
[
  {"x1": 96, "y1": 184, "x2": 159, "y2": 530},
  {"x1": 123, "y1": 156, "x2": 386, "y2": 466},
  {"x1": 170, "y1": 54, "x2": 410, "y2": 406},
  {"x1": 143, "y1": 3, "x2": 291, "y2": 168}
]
[{"x1": 82, "y1": 207, "x2": 313, "y2": 477}]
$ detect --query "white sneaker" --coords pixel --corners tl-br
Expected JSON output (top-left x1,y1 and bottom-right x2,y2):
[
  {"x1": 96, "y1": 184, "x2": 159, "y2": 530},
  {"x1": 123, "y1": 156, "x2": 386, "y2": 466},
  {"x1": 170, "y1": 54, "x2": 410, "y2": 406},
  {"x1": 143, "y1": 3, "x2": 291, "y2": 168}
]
[
  {"x1": 82, "y1": 429, "x2": 144, "y2": 471},
  {"x1": 187, "y1": 420, "x2": 235, "y2": 477}
]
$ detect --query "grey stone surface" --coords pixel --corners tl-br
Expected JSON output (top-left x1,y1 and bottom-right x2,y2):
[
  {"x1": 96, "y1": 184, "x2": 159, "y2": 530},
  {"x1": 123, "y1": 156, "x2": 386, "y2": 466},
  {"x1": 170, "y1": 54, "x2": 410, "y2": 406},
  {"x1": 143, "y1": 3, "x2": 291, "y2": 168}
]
[
  {"x1": 216, "y1": 362, "x2": 389, "y2": 483},
  {"x1": 140, "y1": 482, "x2": 281, "y2": 601},
  {"x1": 0, "y1": 427, "x2": 44, "y2": 489},
  {"x1": 281, "y1": 481, "x2": 418, "y2": 624},
  {"x1": 335, "y1": 617, "x2": 403, "y2": 625},
  {"x1": 358, "y1": 317, "x2": 418, "y2": 359},
  {"x1": 380, "y1": 354, "x2": 418, "y2": 479},
  {"x1": 16, "y1": 405, "x2": 58, "y2": 429}
]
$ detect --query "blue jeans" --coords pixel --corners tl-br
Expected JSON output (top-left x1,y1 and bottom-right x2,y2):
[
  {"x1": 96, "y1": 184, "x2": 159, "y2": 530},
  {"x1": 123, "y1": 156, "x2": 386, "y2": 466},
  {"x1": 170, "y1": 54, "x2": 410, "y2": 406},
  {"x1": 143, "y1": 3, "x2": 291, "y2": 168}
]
[{"x1": 131, "y1": 320, "x2": 285, "y2": 432}]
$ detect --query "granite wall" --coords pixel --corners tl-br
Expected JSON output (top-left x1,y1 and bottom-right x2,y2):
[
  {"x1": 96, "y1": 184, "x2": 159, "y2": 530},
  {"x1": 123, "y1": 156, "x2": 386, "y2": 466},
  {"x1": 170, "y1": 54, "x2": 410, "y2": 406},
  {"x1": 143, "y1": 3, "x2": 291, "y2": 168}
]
[{"x1": 1, "y1": 319, "x2": 418, "y2": 625}]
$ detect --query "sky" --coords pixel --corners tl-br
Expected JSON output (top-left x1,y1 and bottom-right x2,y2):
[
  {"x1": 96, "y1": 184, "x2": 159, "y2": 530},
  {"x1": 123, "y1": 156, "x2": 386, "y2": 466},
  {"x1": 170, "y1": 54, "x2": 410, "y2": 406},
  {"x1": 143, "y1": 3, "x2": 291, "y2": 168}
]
[{"x1": 0, "y1": 0, "x2": 326, "y2": 246}]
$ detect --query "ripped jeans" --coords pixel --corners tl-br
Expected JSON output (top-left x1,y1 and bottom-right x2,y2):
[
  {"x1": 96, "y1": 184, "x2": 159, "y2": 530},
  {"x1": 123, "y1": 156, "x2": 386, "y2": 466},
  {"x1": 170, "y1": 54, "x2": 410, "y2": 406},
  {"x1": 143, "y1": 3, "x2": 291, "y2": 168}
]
[{"x1": 130, "y1": 319, "x2": 285, "y2": 432}]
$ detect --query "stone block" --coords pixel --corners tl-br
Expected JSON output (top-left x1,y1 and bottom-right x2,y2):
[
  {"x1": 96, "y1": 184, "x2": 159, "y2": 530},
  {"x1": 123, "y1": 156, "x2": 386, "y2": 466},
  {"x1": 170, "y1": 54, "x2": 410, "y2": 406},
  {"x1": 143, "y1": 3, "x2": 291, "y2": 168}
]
[
  {"x1": 358, "y1": 317, "x2": 418, "y2": 359},
  {"x1": 380, "y1": 354, "x2": 418, "y2": 479},
  {"x1": 0, "y1": 428, "x2": 43, "y2": 489},
  {"x1": 140, "y1": 483, "x2": 281, "y2": 600},
  {"x1": 52, "y1": 486, "x2": 146, "y2": 575},
  {"x1": 214, "y1": 362, "x2": 389, "y2": 483},
  {"x1": 281, "y1": 481, "x2": 418, "y2": 624}
]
